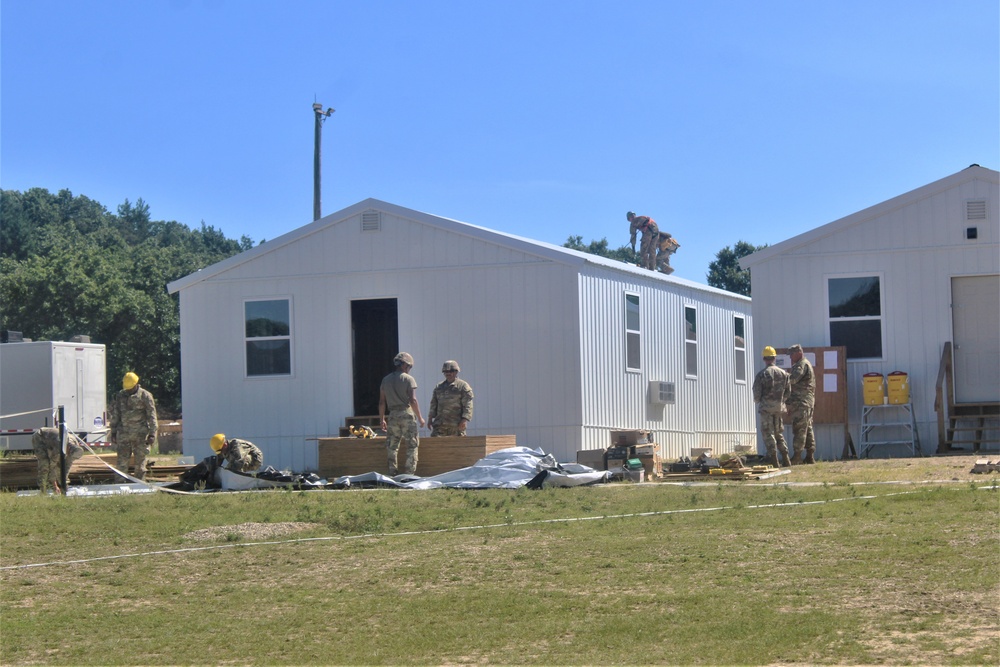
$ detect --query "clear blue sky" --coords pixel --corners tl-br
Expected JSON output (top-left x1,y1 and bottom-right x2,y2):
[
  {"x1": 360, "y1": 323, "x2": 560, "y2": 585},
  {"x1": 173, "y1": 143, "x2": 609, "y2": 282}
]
[{"x1": 3, "y1": 0, "x2": 997, "y2": 282}]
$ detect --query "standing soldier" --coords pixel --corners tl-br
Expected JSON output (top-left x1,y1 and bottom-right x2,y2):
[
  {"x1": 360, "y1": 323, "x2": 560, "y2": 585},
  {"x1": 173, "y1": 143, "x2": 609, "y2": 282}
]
[
  {"x1": 32, "y1": 427, "x2": 85, "y2": 494},
  {"x1": 627, "y1": 211, "x2": 659, "y2": 270},
  {"x1": 427, "y1": 360, "x2": 474, "y2": 437},
  {"x1": 109, "y1": 372, "x2": 158, "y2": 481},
  {"x1": 378, "y1": 352, "x2": 425, "y2": 475},
  {"x1": 786, "y1": 344, "x2": 817, "y2": 464},
  {"x1": 752, "y1": 346, "x2": 791, "y2": 468}
]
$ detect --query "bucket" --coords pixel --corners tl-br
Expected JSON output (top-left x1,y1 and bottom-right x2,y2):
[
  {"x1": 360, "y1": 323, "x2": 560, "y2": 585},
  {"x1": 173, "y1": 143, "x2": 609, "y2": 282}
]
[
  {"x1": 887, "y1": 371, "x2": 910, "y2": 404},
  {"x1": 862, "y1": 373, "x2": 885, "y2": 406}
]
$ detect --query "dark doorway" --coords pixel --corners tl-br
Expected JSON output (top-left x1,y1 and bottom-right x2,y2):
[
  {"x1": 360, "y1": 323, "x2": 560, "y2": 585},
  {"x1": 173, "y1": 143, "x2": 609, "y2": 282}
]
[{"x1": 351, "y1": 299, "x2": 399, "y2": 416}]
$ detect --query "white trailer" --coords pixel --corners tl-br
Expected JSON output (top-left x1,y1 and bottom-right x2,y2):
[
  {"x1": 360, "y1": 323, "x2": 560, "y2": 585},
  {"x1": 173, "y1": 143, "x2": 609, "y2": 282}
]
[{"x1": 0, "y1": 341, "x2": 108, "y2": 450}]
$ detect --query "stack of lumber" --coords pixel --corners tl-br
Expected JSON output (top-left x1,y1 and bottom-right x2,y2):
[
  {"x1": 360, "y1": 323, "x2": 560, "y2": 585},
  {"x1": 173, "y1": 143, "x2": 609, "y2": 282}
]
[
  {"x1": 971, "y1": 458, "x2": 1000, "y2": 474},
  {"x1": 0, "y1": 454, "x2": 190, "y2": 490},
  {"x1": 658, "y1": 465, "x2": 781, "y2": 482},
  {"x1": 317, "y1": 434, "x2": 516, "y2": 478}
]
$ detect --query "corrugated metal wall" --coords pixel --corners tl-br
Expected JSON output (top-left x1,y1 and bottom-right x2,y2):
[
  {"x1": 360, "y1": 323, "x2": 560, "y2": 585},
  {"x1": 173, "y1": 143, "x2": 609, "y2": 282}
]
[{"x1": 577, "y1": 269, "x2": 756, "y2": 460}]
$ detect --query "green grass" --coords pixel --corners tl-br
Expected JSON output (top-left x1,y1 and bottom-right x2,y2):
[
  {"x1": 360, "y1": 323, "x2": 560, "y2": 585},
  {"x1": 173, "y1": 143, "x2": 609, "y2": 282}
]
[{"x1": 1, "y1": 463, "x2": 998, "y2": 665}]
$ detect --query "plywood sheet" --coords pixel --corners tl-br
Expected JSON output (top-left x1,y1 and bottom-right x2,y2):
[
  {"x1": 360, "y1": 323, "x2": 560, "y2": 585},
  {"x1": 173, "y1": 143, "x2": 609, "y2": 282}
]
[{"x1": 318, "y1": 435, "x2": 516, "y2": 478}]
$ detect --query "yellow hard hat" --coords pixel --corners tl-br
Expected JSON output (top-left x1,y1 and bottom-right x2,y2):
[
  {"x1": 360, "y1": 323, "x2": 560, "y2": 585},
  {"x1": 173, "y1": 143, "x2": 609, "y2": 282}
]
[
  {"x1": 762, "y1": 346, "x2": 777, "y2": 358},
  {"x1": 122, "y1": 372, "x2": 139, "y2": 390},
  {"x1": 210, "y1": 433, "x2": 227, "y2": 453}
]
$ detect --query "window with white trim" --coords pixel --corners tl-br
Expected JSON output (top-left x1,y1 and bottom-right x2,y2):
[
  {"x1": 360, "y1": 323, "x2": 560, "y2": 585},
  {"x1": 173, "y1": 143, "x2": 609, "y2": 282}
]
[
  {"x1": 828, "y1": 276, "x2": 882, "y2": 359},
  {"x1": 684, "y1": 306, "x2": 697, "y2": 378},
  {"x1": 625, "y1": 293, "x2": 640, "y2": 371},
  {"x1": 245, "y1": 299, "x2": 292, "y2": 376},
  {"x1": 734, "y1": 315, "x2": 747, "y2": 383}
]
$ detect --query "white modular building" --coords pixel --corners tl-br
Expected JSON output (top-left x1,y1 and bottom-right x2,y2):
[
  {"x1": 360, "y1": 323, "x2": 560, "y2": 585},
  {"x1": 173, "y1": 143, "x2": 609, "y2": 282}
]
[
  {"x1": 168, "y1": 199, "x2": 755, "y2": 471},
  {"x1": 740, "y1": 165, "x2": 1000, "y2": 458}
]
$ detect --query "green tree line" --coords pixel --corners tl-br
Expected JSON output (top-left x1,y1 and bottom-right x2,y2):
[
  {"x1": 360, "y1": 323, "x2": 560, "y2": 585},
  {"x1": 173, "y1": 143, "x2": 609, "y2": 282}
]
[{"x1": 0, "y1": 188, "x2": 254, "y2": 416}]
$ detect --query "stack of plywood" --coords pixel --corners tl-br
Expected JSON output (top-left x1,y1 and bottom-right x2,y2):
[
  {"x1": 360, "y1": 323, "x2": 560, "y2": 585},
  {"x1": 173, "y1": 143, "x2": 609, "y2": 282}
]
[
  {"x1": 0, "y1": 454, "x2": 189, "y2": 490},
  {"x1": 317, "y1": 434, "x2": 516, "y2": 478}
]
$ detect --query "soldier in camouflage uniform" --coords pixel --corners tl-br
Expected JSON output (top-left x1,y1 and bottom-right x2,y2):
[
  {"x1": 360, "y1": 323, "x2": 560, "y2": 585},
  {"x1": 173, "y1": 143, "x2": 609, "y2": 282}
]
[
  {"x1": 109, "y1": 372, "x2": 158, "y2": 480},
  {"x1": 627, "y1": 211, "x2": 659, "y2": 270},
  {"x1": 32, "y1": 427, "x2": 85, "y2": 494},
  {"x1": 428, "y1": 360, "x2": 474, "y2": 437},
  {"x1": 378, "y1": 352, "x2": 425, "y2": 475},
  {"x1": 786, "y1": 344, "x2": 817, "y2": 464},
  {"x1": 752, "y1": 347, "x2": 791, "y2": 468},
  {"x1": 210, "y1": 433, "x2": 264, "y2": 473}
]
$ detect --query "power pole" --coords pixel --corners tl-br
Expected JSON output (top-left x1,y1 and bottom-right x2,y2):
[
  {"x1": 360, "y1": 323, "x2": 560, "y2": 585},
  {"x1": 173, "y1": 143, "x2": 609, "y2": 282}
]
[{"x1": 313, "y1": 102, "x2": 335, "y2": 220}]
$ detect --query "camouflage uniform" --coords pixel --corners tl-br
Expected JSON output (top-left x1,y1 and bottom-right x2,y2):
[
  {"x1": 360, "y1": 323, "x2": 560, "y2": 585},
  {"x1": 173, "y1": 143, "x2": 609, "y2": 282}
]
[
  {"x1": 429, "y1": 378, "x2": 474, "y2": 437},
  {"x1": 222, "y1": 438, "x2": 263, "y2": 473},
  {"x1": 109, "y1": 383, "x2": 158, "y2": 480},
  {"x1": 629, "y1": 214, "x2": 659, "y2": 270},
  {"x1": 380, "y1": 370, "x2": 420, "y2": 475},
  {"x1": 752, "y1": 364, "x2": 790, "y2": 466},
  {"x1": 32, "y1": 427, "x2": 85, "y2": 493},
  {"x1": 654, "y1": 232, "x2": 680, "y2": 275},
  {"x1": 788, "y1": 351, "x2": 816, "y2": 463}
]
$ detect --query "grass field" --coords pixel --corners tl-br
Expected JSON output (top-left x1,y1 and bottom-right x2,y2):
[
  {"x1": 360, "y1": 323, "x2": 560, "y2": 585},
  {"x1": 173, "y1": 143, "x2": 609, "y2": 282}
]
[{"x1": 1, "y1": 454, "x2": 998, "y2": 665}]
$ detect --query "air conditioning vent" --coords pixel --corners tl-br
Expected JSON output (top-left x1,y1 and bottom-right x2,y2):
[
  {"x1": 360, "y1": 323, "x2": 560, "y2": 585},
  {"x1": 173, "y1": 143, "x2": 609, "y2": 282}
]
[
  {"x1": 966, "y1": 200, "x2": 987, "y2": 221},
  {"x1": 649, "y1": 381, "x2": 676, "y2": 405},
  {"x1": 361, "y1": 211, "x2": 381, "y2": 232}
]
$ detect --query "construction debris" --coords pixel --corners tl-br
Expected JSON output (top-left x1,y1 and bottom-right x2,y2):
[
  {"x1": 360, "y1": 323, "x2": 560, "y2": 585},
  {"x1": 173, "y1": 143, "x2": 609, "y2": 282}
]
[{"x1": 970, "y1": 458, "x2": 1000, "y2": 474}]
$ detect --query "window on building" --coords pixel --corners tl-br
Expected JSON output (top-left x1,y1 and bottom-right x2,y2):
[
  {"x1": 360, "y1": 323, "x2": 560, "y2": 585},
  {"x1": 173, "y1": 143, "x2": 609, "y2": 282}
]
[
  {"x1": 734, "y1": 315, "x2": 747, "y2": 383},
  {"x1": 828, "y1": 276, "x2": 882, "y2": 359},
  {"x1": 684, "y1": 306, "x2": 697, "y2": 378},
  {"x1": 625, "y1": 293, "x2": 640, "y2": 371},
  {"x1": 245, "y1": 299, "x2": 292, "y2": 376}
]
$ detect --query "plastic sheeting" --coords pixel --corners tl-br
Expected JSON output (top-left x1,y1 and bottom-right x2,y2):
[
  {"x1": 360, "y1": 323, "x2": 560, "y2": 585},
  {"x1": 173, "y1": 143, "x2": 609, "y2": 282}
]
[{"x1": 330, "y1": 446, "x2": 609, "y2": 490}]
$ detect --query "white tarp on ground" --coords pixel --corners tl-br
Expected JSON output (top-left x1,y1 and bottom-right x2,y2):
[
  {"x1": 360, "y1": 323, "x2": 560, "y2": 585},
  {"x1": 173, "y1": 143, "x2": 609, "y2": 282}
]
[{"x1": 331, "y1": 446, "x2": 609, "y2": 490}]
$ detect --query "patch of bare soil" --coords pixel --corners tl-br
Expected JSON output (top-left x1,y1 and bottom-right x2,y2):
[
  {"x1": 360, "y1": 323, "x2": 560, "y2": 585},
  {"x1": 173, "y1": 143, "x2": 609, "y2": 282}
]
[{"x1": 183, "y1": 522, "x2": 321, "y2": 542}]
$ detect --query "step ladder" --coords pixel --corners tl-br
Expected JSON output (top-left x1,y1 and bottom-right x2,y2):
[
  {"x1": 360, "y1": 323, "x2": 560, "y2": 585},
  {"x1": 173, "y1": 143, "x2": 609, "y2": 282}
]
[{"x1": 860, "y1": 402, "x2": 921, "y2": 458}]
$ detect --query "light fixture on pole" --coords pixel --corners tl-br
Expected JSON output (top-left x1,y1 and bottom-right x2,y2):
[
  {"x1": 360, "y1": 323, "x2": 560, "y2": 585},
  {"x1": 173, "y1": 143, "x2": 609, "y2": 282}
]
[{"x1": 313, "y1": 102, "x2": 335, "y2": 220}]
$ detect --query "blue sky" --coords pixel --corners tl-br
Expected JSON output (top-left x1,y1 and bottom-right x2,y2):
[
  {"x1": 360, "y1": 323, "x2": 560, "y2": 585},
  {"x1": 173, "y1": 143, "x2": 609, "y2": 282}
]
[{"x1": 3, "y1": 0, "x2": 997, "y2": 282}]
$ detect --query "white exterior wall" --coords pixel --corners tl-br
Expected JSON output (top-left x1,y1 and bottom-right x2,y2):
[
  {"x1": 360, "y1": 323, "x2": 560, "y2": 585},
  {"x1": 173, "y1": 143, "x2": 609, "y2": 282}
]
[
  {"x1": 577, "y1": 269, "x2": 756, "y2": 460},
  {"x1": 743, "y1": 167, "x2": 999, "y2": 457}
]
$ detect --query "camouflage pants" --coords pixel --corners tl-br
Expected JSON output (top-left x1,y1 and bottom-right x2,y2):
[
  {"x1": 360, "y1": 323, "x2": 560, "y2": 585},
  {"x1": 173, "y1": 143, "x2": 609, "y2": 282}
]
[
  {"x1": 789, "y1": 405, "x2": 816, "y2": 458},
  {"x1": 116, "y1": 432, "x2": 152, "y2": 480},
  {"x1": 33, "y1": 439, "x2": 84, "y2": 493},
  {"x1": 759, "y1": 412, "x2": 789, "y2": 459},
  {"x1": 430, "y1": 423, "x2": 466, "y2": 437},
  {"x1": 386, "y1": 412, "x2": 419, "y2": 475},
  {"x1": 639, "y1": 233, "x2": 657, "y2": 270}
]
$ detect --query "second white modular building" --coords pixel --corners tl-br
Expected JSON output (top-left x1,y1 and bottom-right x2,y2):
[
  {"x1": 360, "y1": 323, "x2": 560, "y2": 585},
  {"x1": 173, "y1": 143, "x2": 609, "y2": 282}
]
[{"x1": 168, "y1": 199, "x2": 756, "y2": 471}]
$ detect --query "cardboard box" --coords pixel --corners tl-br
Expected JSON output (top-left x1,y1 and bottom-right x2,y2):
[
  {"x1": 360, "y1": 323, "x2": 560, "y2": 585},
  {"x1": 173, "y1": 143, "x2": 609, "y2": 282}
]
[
  {"x1": 576, "y1": 448, "x2": 607, "y2": 470},
  {"x1": 610, "y1": 430, "x2": 653, "y2": 447},
  {"x1": 636, "y1": 453, "x2": 662, "y2": 478},
  {"x1": 624, "y1": 469, "x2": 645, "y2": 483},
  {"x1": 606, "y1": 458, "x2": 625, "y2": 471},
  {"x1": 634, "y1": 444, "x2": 657, "y2": 457}
]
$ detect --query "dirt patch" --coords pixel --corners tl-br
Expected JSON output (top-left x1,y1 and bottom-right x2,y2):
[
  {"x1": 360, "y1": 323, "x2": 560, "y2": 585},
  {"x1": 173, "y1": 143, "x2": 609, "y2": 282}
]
[{"x1": 183, "y1": 522, "x2": 321, "y2": 542}]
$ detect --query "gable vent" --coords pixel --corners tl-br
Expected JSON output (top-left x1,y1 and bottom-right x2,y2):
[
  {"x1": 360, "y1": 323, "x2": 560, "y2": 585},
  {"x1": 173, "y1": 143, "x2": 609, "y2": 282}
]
[
  {"x1": 966, "y1": 200, "x2": 987, "y2": 221},
  {"x1": 361, "y1": 211, "x2": 381, "y2": 232}
]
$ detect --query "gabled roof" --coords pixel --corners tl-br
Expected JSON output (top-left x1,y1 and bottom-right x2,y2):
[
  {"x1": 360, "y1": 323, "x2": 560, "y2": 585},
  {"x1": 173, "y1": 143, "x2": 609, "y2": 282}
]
[
  {"x1": 739, "y1": 164, "x2": 999, "y2": 270},
  {"x1": 168, "y1": 198, "x2": 745, "y2": 299}
]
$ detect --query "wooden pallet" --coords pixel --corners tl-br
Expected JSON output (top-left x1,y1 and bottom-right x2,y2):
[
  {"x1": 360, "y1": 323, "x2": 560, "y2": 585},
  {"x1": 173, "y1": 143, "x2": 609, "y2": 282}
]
[
  {"x1": 0, "y1": 454, "x2": 190, "y2": 490},
  {"x1": 656, "y1": 466, "x2": 784, "y2": 482}
]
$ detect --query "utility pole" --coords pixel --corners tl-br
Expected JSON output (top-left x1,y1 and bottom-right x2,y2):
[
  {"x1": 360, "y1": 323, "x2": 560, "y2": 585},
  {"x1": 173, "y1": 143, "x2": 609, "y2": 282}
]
[{"x1": 313, "y1": 102, "x2": 335, "y2": 220}]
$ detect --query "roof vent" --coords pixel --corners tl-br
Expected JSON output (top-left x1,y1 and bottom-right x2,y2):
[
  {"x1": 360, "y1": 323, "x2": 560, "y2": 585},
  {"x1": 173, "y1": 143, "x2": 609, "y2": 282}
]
[
  {"x1": 966, "y1": 200, "x2": 987, "y2": 221},
  {"x1": 361, "y1": 211, "x2": 381, "y2": 232}
]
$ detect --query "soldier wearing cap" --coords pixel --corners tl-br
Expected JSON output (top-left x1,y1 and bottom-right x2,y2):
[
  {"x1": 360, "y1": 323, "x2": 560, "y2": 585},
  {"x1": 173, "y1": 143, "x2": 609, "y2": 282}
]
[
  {"x1": 428, "y1": 360, "x2": 474, "y2": 437},
  {"x1": 786, "y1": 344, "x2": 817, "y2": 464},
  {"x1": 32, "y1": 427, "x2": 85, "y2": 494},
  {"x1": 752, "y1": 346, "x2": 791, "y2": 468},
  {"x1": 378, "y1": 352, "x2": 425, "y2": 475}
]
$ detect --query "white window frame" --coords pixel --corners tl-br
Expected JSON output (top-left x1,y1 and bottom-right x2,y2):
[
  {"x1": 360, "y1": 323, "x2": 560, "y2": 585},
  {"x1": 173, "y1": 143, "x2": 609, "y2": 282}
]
[
  {"x1": 244, "y1": 297, "x2": 294, "y2": 378},
  {"x1": 684, "y1": 305, "x2": 698, "y2": 379},
  {"x1": 825, "y1": 273, "x2": 885, "y2": 361},
  {"x1": 734, "y1": 315, "x2": 747, "y2": 384},
  {"x1": 625, "y1": 292, "x2": 641, "y2": 372}
]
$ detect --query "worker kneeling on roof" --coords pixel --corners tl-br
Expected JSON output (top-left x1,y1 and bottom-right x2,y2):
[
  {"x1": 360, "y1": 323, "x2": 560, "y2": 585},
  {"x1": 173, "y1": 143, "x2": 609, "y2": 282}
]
[{"x1": 210, "y1": 433, "x2": 264, "y2": 473}]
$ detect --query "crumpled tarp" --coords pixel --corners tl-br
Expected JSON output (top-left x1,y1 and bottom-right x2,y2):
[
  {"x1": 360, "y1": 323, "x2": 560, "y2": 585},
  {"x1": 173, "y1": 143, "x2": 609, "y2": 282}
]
[{"x1": 330, "y1": 446, "x2": 609, "y2": 490}]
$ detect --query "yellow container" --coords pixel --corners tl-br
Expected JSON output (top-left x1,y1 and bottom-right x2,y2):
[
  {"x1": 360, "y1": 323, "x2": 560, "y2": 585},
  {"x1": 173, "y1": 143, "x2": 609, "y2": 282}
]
[
  {"x1": 887, "y1": 371, "x2": 910, "y2": 404},
  {"x1": 863, "y1": 373, "x2": 885, "y2": 405}
]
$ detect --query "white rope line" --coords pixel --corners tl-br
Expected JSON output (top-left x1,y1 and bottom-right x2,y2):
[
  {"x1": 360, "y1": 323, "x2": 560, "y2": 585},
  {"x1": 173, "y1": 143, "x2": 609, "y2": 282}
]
[
  {"x1": 67, "y1": 432, "x2": 195, "y2": 496},
  {"x1": 0, "y1": 407, "x2": 58, "y2": 420},
  {"x1": 3, "y1": 484, "x2": 993, "y2": 572}
]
